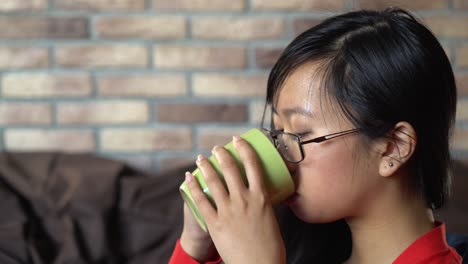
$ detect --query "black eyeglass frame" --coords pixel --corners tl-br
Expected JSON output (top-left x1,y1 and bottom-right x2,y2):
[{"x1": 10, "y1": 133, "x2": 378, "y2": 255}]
[{"x1": 262, "y1": 128, "x2": 361, "y2": 163}]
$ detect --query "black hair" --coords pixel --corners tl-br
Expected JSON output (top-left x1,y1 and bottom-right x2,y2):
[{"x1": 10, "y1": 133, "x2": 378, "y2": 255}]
[{"x1": 267, "y1": 8, "x2": 457, "y2": 263}]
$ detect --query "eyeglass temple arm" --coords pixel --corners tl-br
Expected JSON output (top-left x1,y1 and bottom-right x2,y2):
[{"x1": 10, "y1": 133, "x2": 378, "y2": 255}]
[{"x1": 305, "y1": 129, "x2": 361, "y2": 144}]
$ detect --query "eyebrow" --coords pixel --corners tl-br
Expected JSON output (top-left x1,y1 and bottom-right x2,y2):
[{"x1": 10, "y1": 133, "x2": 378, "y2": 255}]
[{"x1": 272, "y1": 106, "x2": 315, "y2": 118}]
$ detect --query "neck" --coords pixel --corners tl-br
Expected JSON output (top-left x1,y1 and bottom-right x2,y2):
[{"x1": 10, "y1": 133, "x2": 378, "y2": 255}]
[{"x1": 343, "y1": 180, "x2": 434, "y2": 264}]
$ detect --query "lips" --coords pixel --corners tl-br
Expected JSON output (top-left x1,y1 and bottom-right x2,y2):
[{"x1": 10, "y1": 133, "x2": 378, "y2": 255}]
[{"x1": 284, "y1": 192, "x2": 299, "y2": 205}]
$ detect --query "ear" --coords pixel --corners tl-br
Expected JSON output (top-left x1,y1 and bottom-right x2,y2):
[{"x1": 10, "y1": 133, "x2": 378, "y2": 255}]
[{"x1": 378, "y1": 122, "x2": 417, "y2": 177}]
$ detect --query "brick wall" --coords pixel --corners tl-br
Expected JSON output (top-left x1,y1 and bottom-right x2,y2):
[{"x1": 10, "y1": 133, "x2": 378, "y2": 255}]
[{"x1": 0, "y1": 0, "x2": 467, "y2": 172}]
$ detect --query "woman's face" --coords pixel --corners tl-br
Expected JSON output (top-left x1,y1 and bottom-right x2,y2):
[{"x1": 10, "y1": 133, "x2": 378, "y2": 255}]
[{"x1": 274, "y1": 62, "x2": 383, "y2": 223}]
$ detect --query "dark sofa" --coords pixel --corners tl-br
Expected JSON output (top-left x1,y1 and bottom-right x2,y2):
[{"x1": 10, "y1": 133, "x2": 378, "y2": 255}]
[{"x1": 0, "y1": 152, "x2": 188, "y2": 264}]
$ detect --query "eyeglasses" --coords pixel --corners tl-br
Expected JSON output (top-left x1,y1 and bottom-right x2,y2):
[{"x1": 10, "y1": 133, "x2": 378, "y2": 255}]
[{"x1": 262, "y1": 128, "x2": 361, "y2": 163}]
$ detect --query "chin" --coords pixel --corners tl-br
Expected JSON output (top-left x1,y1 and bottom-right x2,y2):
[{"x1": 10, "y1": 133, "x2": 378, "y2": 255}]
[{"x1": 289, "y1": 203, "x2": 341, "y2": 224}]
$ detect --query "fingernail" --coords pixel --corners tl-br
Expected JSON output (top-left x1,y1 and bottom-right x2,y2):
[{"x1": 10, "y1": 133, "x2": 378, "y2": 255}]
[
  {"x1": 197, "y1": 154, "x2": 204, "y2": 163},
  {"x1": 211, "y1": 145, "x2": 219, "y2": 155},
  {"x1": 185, "y1": 171, "x2": 193, "y2": 183},
  {"x1": 232, "y1": 136, "x2": 241, "y2": 148}
]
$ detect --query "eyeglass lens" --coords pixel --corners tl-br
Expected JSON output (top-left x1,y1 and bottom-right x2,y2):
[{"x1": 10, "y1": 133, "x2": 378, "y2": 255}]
[{"x1": 277, "y1": 133, "x2": 302, "y2": 162}]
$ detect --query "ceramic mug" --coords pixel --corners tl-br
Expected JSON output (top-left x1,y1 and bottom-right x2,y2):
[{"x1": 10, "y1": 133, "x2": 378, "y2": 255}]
[{"x1": 180, "y1": 128, "x2": 295, "y2": 232}]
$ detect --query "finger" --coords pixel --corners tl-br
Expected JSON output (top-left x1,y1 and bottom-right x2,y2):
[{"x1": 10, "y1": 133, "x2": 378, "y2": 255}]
[
  {"x1": 185, "y1": 171, "x2": 217, "y2": 221},
  {"x1": 232, "y1": 136, "x2": 267, "y2": 193},
  {"x1": 212, "y1": 145, "x2": 247, "y2": 198},
  {"x1": 196, "y1": 154, "x2": 229, "y2": 207}
]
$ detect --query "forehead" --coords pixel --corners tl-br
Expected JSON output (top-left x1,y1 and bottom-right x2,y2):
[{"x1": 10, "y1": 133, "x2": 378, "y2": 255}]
[{"x1": 276, "y1": 62, "x2": 323, "y2": 113}]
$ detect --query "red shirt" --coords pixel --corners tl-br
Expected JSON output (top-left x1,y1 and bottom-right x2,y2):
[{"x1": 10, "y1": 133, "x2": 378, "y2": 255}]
[
  {"x1": 394, "y1": 222, "x2": 462, "y2": 264},
  {"x1": 169, "y1": 222, "x2": 462, "y2": 264},
  {"x1": 168, "y1": 239, "x2": 222, "y2": 264}
]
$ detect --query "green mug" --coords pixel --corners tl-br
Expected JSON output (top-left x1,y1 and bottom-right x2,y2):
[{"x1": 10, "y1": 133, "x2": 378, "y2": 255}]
[{"x1": 179, "y1": 128, "x2": 294, "y2": 232}]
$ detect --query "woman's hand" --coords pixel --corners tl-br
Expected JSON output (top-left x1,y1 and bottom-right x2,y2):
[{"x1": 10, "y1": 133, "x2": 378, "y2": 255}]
[
  {"x1": 180, "y1": 203, "x2": 217, "y2": 262},
  {"x1": 185, "y1": 136, "x2": 286, "y2": 264}
]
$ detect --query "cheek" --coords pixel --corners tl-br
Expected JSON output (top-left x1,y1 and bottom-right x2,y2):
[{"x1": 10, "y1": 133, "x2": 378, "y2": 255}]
[
  {"x1": 301, "y1": 142, "x2": 357, "y2": 186},
  {"x1": 301, "y1": 154, "x2": 356, "y2": 201},
  {"x1": 292, "y1": 143, "x2": 363, "y2": 222}
]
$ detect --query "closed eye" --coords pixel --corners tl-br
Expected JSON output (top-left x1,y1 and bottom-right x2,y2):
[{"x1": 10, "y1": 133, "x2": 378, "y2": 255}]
[
  {"x1": 296, "y1": 132, "x2": 311, "y2": 139},
  {"x1": 273, "y1": 128, "x2": 284, "y2": 133}
]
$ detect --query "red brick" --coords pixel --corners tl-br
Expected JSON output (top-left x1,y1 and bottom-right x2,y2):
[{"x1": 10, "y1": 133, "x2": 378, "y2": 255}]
[
  {"x1": 154, "y1": 45, "x2": 246, "y2": 69},
  {"x1": 252, "y1": 0, "x2": 346, "y2": 11},
  {"x1": 457, "y1": 73, "x2": 468, "y2": 96},
  {"x1": 455, "y1": 0, "x2": 468, "y2": 9},
  {"x1": 49, "y1": 17, "x2": 89, "y2": 39},
  {"x1": 294, "y1": 18, "x2": 323, "y2": 35},
  {"x1": 457, "y1": 99, "x2": 468, "y2": 121},
  {"x1": 157, "y1": 157, "x2": 195, "y2": 174},
  {"x1": 0, "y1": 0, "x2": 47, "y2": 12},
  {"x1": 193, "y1": 74, "x2": 268, "y2": 97},
  {"x1": 153, "y1": 0, "x2": 244, "y2": 11},
  {"x1": 57, "y1": 101, "x2": 149, "y2": 124},
  {"x1": 156, "y1": 103, "x2": 248, "y2": 123},
  {"x1": 98, "y1": 74, "x2": 187, "y2": 97},
  {"x1": 457, "y1": 45, "x2": 468, "y2": 67},
  {"x1": 56, "y1": 44, "x2": 148, "y2": 68},
  {"x1": 0, "y1": 103, "x2": 51, "y2": 125},
  {"x1": 354, "y1": 0, "x2": 449, "y2": 9},
  {"x1": 423, "y1": 16, "x2": 468, "y2": 38},
  {"x1": 198, "y1": 128, "x2": 249, "y2": 151},
  {"x1": 0, "y1": 47, "x2": 48, "y2": 69},
  {"x1": 192, "y1": 17, "x2": 285, "y2": 40},
  {"x1": 54, "y1": 0, "x2": 145, "y2": 11},
  {"x1": 443, "y1": 45, "x2": 452, "y2": 62},
  {"x1": 95, "y1": 16, "x2": 186, "y2": 39},
  {"x1": 2, "y1": 73, "x2": 91, "y2": 98},
  {"x1": 454, "y1": 128, "x2": 468, "y2": 151},
  {"x1": 251, "y1": 101, "x2": 268, "y2": 125},
  {"x1": 255, "y1": 47, "x2": 284, "y2": 69},
  {"x1": 100, "y1": 128, "x2": 192, "y2": 152},
  {"x1": 5, "y1": 129, "x2": 95, "y2": 152},
  {"x1": 0, "y1": 17, "x2": 88, "y2": 39}
]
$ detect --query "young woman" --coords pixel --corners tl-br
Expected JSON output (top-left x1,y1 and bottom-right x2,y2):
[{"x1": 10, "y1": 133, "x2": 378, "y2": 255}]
[{"x1": 169, "y1": 8, "x2": 462, "y2": 264}]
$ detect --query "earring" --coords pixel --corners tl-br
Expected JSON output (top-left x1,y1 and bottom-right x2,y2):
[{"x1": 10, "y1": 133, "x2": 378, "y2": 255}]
[{"x1": 389, "y1": 162, "x2": 394, "y2": 167}]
